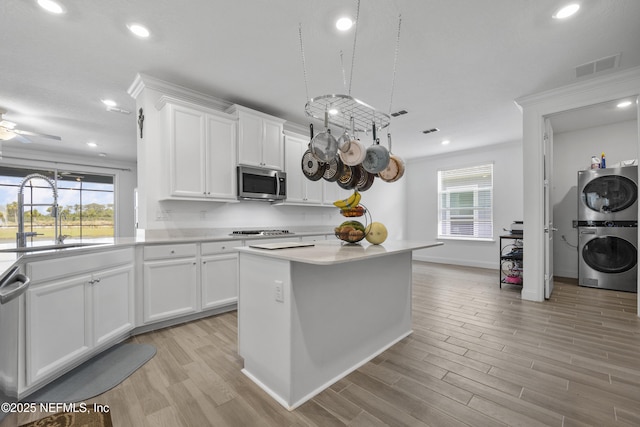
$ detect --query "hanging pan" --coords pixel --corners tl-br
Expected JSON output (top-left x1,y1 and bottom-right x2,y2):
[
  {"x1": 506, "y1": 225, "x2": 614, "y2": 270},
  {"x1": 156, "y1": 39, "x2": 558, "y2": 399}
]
[
  {"x1": 378, "y1": 133, "x2": 406, "y2": 182},
  {"x1": 336, "y1": 116, "x2": 356, "y2": 153},
  {"x1": 362, "y1": 123, "x2": 390, "y2": 173},
  {"x1": 338, "y1": 121, "x2": 366, "y2": 166},
  {"x1": 337, "y1": 163, "x2": 360, "y2": 190},
  {"x1": 355, "y1": 165, "x2": 375, "y2": 191},
  {"x1": 301, "y1": 124, "x2": 327, "y2": 181},
  {"x1": 310, "y1": 111, "x2": 338, "y2": 162},
  {"x1": 323, "y1": 155, "x2": 343, "y2": 182}
]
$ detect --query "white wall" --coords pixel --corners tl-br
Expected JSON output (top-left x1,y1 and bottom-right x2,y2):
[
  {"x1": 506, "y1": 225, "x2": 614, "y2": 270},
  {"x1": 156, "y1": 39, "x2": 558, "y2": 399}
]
[
  {"x1": 0, "y1": 145, "x2": 137, "y2": 238},
  {"x1": 406, "y1": 141, "x2": 523, "y2": 269},
  {"x1": 552, "y1": 119, "x2": 638, "y2": 278}
]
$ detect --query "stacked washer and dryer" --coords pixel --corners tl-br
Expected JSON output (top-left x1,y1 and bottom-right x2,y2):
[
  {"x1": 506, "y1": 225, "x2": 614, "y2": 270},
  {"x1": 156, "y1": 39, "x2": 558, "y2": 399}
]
[{"x1": 577, "y1": 166, "x2": 638, "y2": 292}]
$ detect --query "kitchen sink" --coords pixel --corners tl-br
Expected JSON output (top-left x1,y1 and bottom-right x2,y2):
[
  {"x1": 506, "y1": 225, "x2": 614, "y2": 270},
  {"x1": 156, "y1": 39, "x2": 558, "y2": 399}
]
[{"x1": 0, "y1": 243, "x2": 101, "y2": 253}]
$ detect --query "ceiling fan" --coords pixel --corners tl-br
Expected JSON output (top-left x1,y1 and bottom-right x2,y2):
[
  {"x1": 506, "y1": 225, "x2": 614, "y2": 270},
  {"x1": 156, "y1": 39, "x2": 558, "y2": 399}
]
[{"x1": 0, "y1": 108, "x2": 61, "y2": 143}]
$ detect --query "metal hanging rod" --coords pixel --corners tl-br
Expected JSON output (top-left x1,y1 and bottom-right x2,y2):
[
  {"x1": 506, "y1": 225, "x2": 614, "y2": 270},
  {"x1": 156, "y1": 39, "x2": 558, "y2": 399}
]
[{"x1": 305, "y1": 94, "x2": 391, "y2": 133}]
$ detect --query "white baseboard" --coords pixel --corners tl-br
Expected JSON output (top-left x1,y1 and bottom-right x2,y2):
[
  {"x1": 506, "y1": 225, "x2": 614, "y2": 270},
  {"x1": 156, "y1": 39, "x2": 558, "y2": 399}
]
[{"x1": 553, "y1": 269, "x2": 578, "y2": 279}]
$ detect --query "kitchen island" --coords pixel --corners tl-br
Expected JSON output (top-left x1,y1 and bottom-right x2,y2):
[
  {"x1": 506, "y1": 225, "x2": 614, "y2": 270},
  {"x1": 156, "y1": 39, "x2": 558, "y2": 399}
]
[{"x1": 237, "y1": 239, "x2": 442, "y2": 410}]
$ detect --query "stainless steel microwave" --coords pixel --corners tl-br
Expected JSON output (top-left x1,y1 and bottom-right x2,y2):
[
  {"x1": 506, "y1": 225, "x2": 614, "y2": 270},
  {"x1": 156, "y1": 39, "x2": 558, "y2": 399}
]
[{"x1": 237, "y1": 165, "x2": 287, "y2": 201}]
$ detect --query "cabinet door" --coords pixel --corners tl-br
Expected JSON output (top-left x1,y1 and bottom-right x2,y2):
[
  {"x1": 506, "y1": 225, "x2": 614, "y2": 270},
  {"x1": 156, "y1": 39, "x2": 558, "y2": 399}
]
[
  {"x1": 26, "y1": 275, "x2": 91, "y2": 385},
  {"x1": 206, "y1": 114, "x2": 237, "y2": 199},
  {"x1": 237, "y1": 111, "x2": 263, "y2": 167},
  {"x1": 167, "y1": 104, "x2": 207, "y2": 198},
  {"x1": 305, "y1": 179, "x2": 323, "y2": 204},
  {"x1": 323, "y1": 181, "x2": 350, "y2": 205},
  {"x1": 201, "y1": 253, "x2": 238, "y2": 310},
  {"x1": 284, "y1": 134, "x2": 323, "y2": 205},
  {"x1": 92, "y1": 264, "x2": 134, "y2": 347},
  {"x1": 143, "y1": 258, "x2": 198, "y2": 323},
  {"x1": 284, "y1": 135, "x2": 305, "y2": 203},
  {"x1": 262, "y1": 119, "x2": 284, "y2": 170}
]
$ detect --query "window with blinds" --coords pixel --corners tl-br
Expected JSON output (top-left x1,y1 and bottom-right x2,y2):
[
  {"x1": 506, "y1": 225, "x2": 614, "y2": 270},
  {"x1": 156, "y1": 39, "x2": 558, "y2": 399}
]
[{"x1": 437, "y1": 163, "x2": 493, "y2": 240}]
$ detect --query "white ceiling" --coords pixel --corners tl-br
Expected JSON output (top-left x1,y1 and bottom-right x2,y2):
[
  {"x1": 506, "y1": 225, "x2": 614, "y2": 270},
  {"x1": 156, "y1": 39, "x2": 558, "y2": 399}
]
[{"x1": 1, "y1": 0, "x2": 639, "y2": 164}]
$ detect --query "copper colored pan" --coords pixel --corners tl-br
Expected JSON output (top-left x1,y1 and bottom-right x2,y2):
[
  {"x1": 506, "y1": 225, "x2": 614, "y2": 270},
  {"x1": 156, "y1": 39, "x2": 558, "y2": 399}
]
[{"x1": 378, "y1": 133, "x2": 406, "y2": 182}]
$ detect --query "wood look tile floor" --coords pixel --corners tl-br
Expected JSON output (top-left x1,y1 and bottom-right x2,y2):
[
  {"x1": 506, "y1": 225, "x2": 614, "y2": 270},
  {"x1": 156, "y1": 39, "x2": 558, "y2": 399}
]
[{"x1": 14, "y1": 262, "x2": 640, "y2": 426}]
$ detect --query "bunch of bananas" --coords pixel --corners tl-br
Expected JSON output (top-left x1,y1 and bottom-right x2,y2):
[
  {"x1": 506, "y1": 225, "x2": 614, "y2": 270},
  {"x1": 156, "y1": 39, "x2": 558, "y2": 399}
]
[{"x1": 333, "y1": 191, "x2": 361, "y2": 210}]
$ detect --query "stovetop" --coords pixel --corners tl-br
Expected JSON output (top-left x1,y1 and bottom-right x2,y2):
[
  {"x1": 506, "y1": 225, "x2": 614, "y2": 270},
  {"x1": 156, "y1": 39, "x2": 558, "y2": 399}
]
[{"x1": 230, "y1": 229, "x2": 293, "y2": 236}]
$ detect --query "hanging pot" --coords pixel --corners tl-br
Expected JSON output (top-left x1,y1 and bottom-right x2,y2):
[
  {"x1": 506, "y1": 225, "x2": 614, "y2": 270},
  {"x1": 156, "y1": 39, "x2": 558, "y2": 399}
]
[
  {"x1": 336, "y1": 129, "x2": 352, "y2": 153},
  {"x1": 310, "y1": 113, "x2": 338, "y2": 162},
  {"x1": 339, "y1": 138, "x2": 366, "y2": 166},
  {"x1": 301, "y1": 148, "x2": 326, "y2": 181},
  {"x1": 336, "y1": 117, "x2": 356, "y2": 153},
  {"x1": 362, "y1": 123, "x2": 390, "y2": 173},
  {"x1": 337, "y1": 164, "x2": 360, "y2": 189},
  {"x1": 355, "y1": 165, "x2": 375, "y2": 191},
  {"x1": 378, "y1": 133, "x2": 406, "y2": 182},
  {"x1": 323, "y1": 155, "x2": 343, "y2": 182}
]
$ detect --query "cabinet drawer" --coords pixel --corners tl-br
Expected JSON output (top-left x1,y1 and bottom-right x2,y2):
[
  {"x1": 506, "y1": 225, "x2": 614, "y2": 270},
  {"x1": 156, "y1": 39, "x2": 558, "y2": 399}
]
[
  {"x1": 201, "y1": 241, "x2": 241, "y2": 255},
  {"x1": 143, "y1": 243, "x2": 197, "y2": 260},
  {"x1": 27, "y1": 247, "x2": 134, "y2": 282}
]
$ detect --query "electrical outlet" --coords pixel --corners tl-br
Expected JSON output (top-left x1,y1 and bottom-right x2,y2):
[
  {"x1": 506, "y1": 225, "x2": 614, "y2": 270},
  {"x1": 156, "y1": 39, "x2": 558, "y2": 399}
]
[{"x1": 274, "y1": 280, "x2": 284, "y2": 303}]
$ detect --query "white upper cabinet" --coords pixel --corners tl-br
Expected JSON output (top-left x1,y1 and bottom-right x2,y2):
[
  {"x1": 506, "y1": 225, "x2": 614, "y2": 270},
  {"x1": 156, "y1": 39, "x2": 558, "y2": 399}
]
[
  {"x1": 230, "y1": 105, "x2": 285, "y2": 170},
  {"x1": 284, "y1": 134, "x2": 323, "y2": 205},
  {"x1": 162, "y1": 101, "x2": 237, "y2": 201}
]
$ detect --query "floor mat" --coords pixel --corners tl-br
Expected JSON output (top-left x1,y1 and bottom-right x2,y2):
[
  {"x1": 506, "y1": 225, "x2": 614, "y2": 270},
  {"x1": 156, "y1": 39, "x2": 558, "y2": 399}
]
[
  {"x1": 18, "y1": 408, "x2": 113, "y2": 427},
  {"x1": 26, "y1": 343, "x2": 156, "y2": 403}
]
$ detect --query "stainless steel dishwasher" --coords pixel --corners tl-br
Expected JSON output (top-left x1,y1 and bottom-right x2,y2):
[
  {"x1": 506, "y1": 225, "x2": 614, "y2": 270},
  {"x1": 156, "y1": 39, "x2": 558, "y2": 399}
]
[{"x1": 0, "y1": 265, "x2": 30, "y2": 424}]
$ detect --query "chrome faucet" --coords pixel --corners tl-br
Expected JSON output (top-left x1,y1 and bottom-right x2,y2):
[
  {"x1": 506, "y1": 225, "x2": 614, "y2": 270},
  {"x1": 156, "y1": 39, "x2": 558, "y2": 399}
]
[
  {"x1": 16, "y1": 173, "x2": 59, "y2": 248},
  {"x1": 57, "y1": 211, "x2": 70, "y2": 244}
]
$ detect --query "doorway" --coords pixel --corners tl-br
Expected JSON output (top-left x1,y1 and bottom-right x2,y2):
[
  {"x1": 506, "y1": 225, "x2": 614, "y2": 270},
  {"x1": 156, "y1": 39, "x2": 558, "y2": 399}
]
[{"x1": 546, "y1": 98, "x2": 638, "y2": 290}]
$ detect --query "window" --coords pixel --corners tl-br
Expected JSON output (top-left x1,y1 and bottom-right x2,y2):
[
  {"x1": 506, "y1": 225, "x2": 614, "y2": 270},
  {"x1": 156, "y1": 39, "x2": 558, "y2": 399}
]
[
  {"x1": 0, "y1": 166, "x2": 114, "y2": 244},
  {"x1": 437, "y1": 163, "x2": 493, "y2": 240}
]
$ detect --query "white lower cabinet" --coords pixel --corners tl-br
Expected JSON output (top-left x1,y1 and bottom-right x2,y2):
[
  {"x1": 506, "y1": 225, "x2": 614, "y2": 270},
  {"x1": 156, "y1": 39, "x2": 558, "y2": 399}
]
[
  {"x1": 92, "y1": 264, "x2": 135, "y2": 346},
  {"x1": 143, "y1": 244, "x2": 198, "y2": 323},
  {"x1": 26, "y1": 274, "x2": 91, "y2": 386},
  {"x1": 200, "y1": 241, "x2": 239, "y2": 310},
  {"x1": 25, "y1": 248, "x2": 135, "y2": 387},
  {"x1": 201, "y1": 254, "x2": 238, "y2": 309}
]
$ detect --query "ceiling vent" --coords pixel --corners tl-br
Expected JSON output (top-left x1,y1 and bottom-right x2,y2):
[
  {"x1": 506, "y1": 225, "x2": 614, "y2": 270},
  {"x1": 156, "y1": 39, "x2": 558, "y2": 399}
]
[
  {"x1": 575, "y1": 54, "x2": 620, "y2": 78},
  {"x1": 422, "y1": 128, "x2": 440, "y2": 134},
  {"x1": 390, "y1": 109, "x2": 408, "y2": 117}
]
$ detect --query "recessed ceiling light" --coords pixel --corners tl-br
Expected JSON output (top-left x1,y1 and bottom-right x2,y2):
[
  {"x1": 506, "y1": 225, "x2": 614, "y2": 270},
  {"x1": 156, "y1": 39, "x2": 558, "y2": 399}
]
[
  {"x1": 37, "y1": 0, "x2": 65, "y2": 14},
  {"x1": 86, "y1": 142, "x2": 97, "y2": 148},
  {"x1": 441, "y1": 140, "x2": 450, "y2": 145},
  {"x1": 328, "y1": 108, "x2": 339, "y2": 115},
  {"x1": 553, "y1": 3, "x2": 580, "y2": 19},
  {"x1": 336, "y1": 17, "x2": 353, "y2": 31},
  {"x1": 101, "y1": 99, "x2": 117, "y2": 107},
  {"x1": 127, "y1": 23, "x2": 150, "y2": 38},
  {"x1": 617, "y1": 100, "x2": 633, "y2": 108}
]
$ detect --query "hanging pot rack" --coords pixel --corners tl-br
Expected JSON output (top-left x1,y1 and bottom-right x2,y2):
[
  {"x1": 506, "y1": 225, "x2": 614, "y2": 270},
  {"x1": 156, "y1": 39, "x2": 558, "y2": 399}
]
[{"x1": 304, "y1": 94, "x2": 391, "y2": 134}]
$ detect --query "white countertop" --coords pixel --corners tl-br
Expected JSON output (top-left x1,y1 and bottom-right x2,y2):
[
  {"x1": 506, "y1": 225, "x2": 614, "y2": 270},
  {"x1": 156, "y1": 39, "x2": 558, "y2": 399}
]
[
  {"x1": 237, "y1": 240, "x2": 443, "y2": 265},
  {"x1": 0, "y1": 230, "x2": 336, "y2": 279}
]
